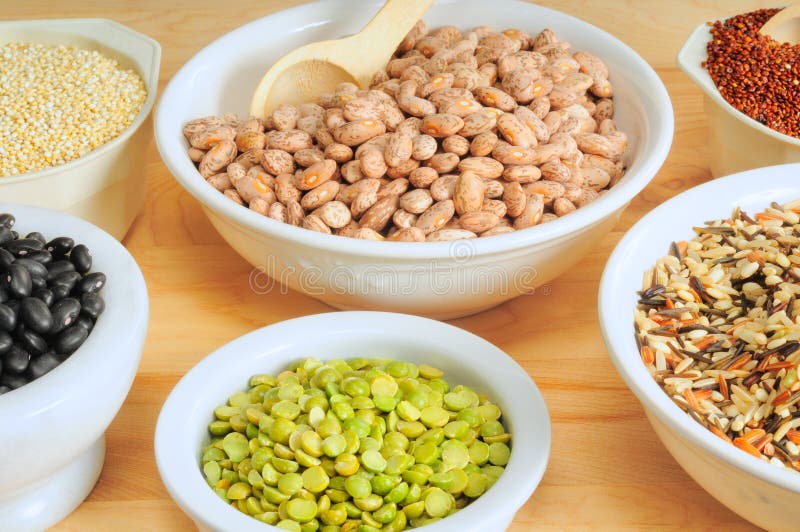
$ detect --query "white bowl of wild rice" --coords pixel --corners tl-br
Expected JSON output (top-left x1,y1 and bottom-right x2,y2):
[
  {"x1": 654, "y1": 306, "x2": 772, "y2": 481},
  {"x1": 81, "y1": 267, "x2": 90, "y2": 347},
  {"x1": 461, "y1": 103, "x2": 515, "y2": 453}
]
[{"x1": 599, "y1": 163, "x2": 800, "y2": 531}]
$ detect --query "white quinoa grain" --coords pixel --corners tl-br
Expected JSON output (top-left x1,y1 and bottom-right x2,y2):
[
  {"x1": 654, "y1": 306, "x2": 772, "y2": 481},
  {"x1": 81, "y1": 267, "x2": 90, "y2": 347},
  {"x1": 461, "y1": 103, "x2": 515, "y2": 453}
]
[{"x1": 0, "y1": 42, "x2": 147, "y2": 177}]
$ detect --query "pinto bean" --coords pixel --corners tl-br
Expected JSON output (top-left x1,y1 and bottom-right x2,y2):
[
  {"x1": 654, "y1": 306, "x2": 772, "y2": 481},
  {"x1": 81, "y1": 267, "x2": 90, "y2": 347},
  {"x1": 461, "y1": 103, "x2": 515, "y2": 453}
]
[{"x1": 186, "y1": 23, "x2": 626, "y2": 241}]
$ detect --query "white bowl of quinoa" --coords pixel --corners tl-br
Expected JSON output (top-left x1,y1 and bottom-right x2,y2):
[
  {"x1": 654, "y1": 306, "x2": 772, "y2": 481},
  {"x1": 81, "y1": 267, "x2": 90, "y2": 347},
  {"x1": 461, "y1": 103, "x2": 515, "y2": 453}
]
[
  {"x1": 0, "y1": 19, "x2": 160, "y2": 240},
  {"x1": 600, "y1": 163, "x2": 800, "y2": 531}
]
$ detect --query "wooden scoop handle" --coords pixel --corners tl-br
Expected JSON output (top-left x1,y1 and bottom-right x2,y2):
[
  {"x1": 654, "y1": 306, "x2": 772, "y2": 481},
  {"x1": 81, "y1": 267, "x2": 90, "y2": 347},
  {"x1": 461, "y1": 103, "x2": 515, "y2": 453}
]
[
  {"x1": 348, "y1": 0, "x2": 435, "y2": 83},
  {"x1": 360, "y1": 0, "x2": 435, "y2": 44},
  {"x1": 759, "y1": 4, "x2": 800, "y2": 43}
]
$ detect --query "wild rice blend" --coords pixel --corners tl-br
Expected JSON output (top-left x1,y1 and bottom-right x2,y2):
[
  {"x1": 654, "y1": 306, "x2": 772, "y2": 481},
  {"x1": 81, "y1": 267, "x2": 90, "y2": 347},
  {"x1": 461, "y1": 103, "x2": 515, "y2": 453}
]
[
  {"x1": 705, "y1": 8, "x2": 800, "y2": 139},
  {"x1": 635, "y1": 200, "x2": 800, "y2": 471}
]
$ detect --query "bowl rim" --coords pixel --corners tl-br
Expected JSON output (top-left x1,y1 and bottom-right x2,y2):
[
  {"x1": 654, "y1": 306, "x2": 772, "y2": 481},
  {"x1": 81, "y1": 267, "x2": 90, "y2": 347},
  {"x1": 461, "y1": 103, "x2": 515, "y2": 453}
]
[
  {"x1": 0, "y1": 18, "x2": 162, "y2": 184},
  {"x1": 598, "y1": 162, "x2": 800, "y2": 494},
  {"x1": 0, "y1": 202, "x2": 149, "y2": 421},
  {"x1": 154, "y1": 311, "x2": 551, "y2": 531},
  {"x1": 155, "y1": 0, "x2": 674, "y2": 260},
  {"x1": 676, "y1": 21, "x2": 800, "y2": 149}
]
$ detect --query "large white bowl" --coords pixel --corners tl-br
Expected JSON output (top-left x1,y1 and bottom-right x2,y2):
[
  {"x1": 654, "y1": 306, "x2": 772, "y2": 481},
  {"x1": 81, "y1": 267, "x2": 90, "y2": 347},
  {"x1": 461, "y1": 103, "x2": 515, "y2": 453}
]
[
  {"x1": 155, "y1": 311, "x2": 550, "y2": 532},
  {"x1": 155, "y1": 0, "x2": 673, "y2": 320},
  {"x1": 677, "y1": 21, "x2": 800, "y2": 178},
  {"x1": 0, "y1": 203, "x2": 149, "y2": 531},
  {"x1": 0, "y1": 19, "x2": 161, "y2": 240},
  {"x1": 599, "y1": 163, "x2": 800, "y2": 532}
]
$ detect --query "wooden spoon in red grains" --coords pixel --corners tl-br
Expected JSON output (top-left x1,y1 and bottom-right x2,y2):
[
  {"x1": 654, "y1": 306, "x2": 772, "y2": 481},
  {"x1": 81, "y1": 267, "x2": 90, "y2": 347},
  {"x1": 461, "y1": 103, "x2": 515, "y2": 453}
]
[{"x1": 759, "y1": 3, "x2": 800, "y2": 44}]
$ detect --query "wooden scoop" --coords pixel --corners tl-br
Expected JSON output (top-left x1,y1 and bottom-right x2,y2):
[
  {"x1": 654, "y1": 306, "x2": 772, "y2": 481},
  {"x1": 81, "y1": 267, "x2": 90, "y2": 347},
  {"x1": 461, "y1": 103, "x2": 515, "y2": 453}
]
[
  {"x1": 250, "y1": 0, "x2": 434, "y2": 119},
  {"x1": 759, "y1": 3, "x2": 800, "y2": 44}
]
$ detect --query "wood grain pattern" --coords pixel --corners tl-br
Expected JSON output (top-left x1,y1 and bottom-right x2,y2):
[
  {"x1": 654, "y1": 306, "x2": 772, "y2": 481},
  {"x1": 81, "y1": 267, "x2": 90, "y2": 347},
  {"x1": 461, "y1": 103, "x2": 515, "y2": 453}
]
[{"x1": 0, "y1": 0, "x2": 772, "y2": 529}]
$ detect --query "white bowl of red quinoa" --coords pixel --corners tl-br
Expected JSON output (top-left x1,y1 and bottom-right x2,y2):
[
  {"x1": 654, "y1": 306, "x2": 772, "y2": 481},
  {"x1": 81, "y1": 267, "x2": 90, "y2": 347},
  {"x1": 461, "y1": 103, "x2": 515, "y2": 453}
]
[
  {"x1": 0, "y1": 19, "x2": 160, "y2": 240},
  {"x1": 677, "y1": 8, "x2": 800, "y2": 178},
  {"x1": 600, "y1": 163, "x2": 800, "y2": 531}
]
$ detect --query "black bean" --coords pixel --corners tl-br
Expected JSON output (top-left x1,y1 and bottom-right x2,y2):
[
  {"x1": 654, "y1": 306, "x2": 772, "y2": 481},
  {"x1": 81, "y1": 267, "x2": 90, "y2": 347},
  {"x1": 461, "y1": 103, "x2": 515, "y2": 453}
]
[
  {"x1": 20, "y1": 297, "x2": 53, "y2": 334},
  {"x1": 0, "y1": 373, "x2": 27, "y2": 390},
  {"x1": 13, "y1": 258, "x2": 47, "y2": 279},
  {"x1": 4, "y1": 299, "x2": 19, "y2": 315},
  {"x1": 46, "y1": 236, "x2": 74, "y2": 257},
  {"x1": 79, "y1": 272, "x2": 106, "y2": 294},
  {"x1": 0, "y1": 331, "x2": 11, "y2": 354},
  {"x1": 32, "y1": 275, "x2": 47, "y2": 291},
  {"x1": 50, "y1": 283, "x2": 71, "y2": 301},
  {"x1": 55, "y1": 326, "x2": 88, "y2": 355},
  {"x1": 26, "y1": 250, "x2": 52, "y2": 265},
  {"x1": 69, "y1": 244, "x2": 92, "y2": 274},
  {"x1": 0, "y1": 304, "x2": 17, "y2": 333},
  {"x1": 0, "y1": 216, "x2": 107, "y2": 392},
  {"x1": 80, "y1": 292, "x2": 105, "y2": 319},
  {"x1": 73, "y1": 315, "x2": 95, "y2": 334},
  {"x1": 17, "y1": 328, "x2": 47, "y2": 355},
  {"x1": 45, "y1": 260, "x2": 76, "y2": 282},
  {"x1": 0, "y1": 248, "x2": 13, "y2": 269},
  {"x1": 0, "y1": 213, "x2": 15, "y2": 228},
  {"x1": 25, "y1": 232, "x2": 46, "y2": 245},
  {"x1": 4, "y1": 345, "x2": 30, "y2": 373},
  {"x1": 50, "y1": 298, "x2": 81, "y2": 333},
  {"x1": 4, "y1": 263, "x2": 32, "y2": 298},
  {"x1": 32, "y1": 288, "x2": 54, "y2": 307},
  {"x1": 0, "y1": 227, "x2": 13, "y2": 247},
  {"x1": 26, "y1": 352, "x2": 61, "y2": 380},
  {"x1": 52, "y1": 271, "x2": 81, "y2": 294},
  {"x1": 53, "y1": 350, "x2": 71, "y2": 362},
  {"x1": 6, "y1": 238, "x2": 45, "y2": 256}
]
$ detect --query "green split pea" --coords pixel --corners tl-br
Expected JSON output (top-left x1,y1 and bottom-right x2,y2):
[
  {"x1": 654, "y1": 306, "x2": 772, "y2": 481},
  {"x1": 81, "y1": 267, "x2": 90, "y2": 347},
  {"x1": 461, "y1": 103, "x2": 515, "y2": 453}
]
[{"x1": 200, "y1": 357, "x2": 513, "y2": 530}]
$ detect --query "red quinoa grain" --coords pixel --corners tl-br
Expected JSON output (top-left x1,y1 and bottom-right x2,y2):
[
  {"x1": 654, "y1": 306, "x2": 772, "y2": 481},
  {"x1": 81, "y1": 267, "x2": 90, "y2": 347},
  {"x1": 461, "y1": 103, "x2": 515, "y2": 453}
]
[{"x1": 705, "y1": 8, "x2": 800, "y2": 139}]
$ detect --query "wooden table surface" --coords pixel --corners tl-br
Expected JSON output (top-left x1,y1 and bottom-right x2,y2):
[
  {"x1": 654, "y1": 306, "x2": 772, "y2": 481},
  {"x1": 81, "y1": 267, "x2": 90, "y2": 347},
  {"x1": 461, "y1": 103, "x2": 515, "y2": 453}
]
[{"x1": 2, "y1": 0, "x2": 775, "y2": 530}]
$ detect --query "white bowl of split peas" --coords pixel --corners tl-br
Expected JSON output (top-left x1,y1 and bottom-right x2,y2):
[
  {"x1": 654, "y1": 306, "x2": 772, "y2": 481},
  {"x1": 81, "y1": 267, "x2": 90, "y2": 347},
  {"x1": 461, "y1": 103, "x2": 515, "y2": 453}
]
[
  {"x1": 155, "y1": 312, "x2": 551, "y2": 532},
  {"x1": 155, "y1": 0, "x2": 673, "y2": 319},
  {"x1": 0, "y1": 19, "x2": 160, "y2": 241}
]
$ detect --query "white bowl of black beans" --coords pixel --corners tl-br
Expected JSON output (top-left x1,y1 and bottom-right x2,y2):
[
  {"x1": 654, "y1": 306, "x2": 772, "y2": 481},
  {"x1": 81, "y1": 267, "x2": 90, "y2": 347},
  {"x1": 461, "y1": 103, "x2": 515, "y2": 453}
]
[{"x1": 0, "y1": 203, "x2": 148, "y2": 530}]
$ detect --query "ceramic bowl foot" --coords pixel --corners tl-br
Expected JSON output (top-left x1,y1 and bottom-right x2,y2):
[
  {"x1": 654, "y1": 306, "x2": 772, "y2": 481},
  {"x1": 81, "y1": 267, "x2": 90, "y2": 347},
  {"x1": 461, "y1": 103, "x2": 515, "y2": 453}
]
[{"x1": 0, "y1": 436, "x2": 105, "y2": 531}]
